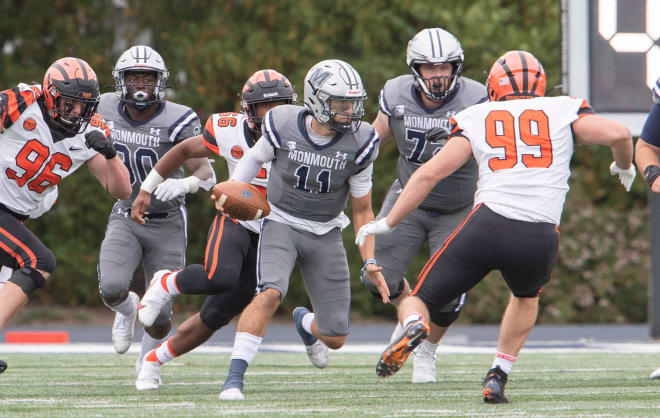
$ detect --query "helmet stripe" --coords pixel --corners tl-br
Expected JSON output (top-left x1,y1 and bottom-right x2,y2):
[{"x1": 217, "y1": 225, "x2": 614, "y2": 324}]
[
  {"x1": 427, "y1": 30, "x2": 436, "y2": 57},
  {"x1": 75, "y1": 58, "x2": 89, "y2": 81},
  {"x1": 496, "y1": 59, "x2": 520, "y2": 95},
  {"x1": 435, "y1": 29, "x2": 443, "y2": 57},
  {"x1": 335, "y1": 60, "x2": 358, "y2": 88},
  {"x1": 517, "y1": 51, "x2": 528, "y2": 94},
  {"x1": 52, "y1": 63, "x2": 71, "y2": 83}
]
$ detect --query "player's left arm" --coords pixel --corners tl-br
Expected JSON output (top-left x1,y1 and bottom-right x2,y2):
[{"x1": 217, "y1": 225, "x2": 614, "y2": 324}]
[
  {"x1": 349, "y1": 165, "x2": 390, "y2": 304},
  {"x1": 86, "y1": 152, "x2": 132, "y2": 200},
  {"x1": 386, "y1": 135, "x2": 472, "y2": 227}
]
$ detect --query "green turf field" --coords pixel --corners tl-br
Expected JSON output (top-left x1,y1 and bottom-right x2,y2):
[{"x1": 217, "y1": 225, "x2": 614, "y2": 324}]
[{"x1": 0, "y1": 352, "x2": 658, "y2": 416}]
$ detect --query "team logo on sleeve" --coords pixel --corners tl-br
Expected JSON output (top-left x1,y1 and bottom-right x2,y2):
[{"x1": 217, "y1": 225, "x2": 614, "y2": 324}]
[
  {"x1": 230, "y1": 145, "x2": 244, "y2": 159},
  {"x1": 287, "y1": 141, "x2": 297, "y2": 150},
  {"x1": 23, "y1": 117, "x2": 37, "y2": 131}
]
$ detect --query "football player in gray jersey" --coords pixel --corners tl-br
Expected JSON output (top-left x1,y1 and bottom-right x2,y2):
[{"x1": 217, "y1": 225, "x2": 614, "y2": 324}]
[
  {"x1": 96, "y1": 46, "x2": 215, "y2": 381},
  {"x1": 364, "y1": 28, "x2": 488, "y2": 383},
  {"x1": 217, "y1": 59, "x2": 389, "y2": 401}
]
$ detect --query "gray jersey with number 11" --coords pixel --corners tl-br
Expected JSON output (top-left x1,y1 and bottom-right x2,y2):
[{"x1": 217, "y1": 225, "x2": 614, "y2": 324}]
[{"x1": 261, "y1": 105, "x2": 379, "y2": 222}]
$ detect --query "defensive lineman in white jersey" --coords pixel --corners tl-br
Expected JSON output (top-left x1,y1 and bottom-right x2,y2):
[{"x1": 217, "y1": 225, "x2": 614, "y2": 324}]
[
  {"x1": 0, "y1": 57, "x2": 131, "y2": 374},
  {"x1": 358, "y1": 50, "x2": 635, "y2": 404}
]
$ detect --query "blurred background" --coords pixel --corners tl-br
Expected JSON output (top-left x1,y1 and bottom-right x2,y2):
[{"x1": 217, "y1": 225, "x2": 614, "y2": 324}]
[{"x1": 0, "y1": 0, "x2": 649, "y2": 324}]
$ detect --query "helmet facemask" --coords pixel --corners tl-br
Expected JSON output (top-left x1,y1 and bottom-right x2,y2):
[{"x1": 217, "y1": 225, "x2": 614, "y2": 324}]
[
  {"x1": 112, "y1": 46, "x2": 169, "y2": 111},
  {"x1": 312, "y1": 90, "x2": 366, "y2": 134},
  {"x1": 410, "y1": 60, "x2": 463, "y2": 102},
  {"x1": 116, "y1": 69, "x2": 165, "y2": 111}
]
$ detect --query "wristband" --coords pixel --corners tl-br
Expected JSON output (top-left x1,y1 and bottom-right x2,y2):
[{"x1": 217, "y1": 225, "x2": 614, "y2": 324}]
[
  {"x1": 361, "y1": 258, "x2": 377, "y2": 274},
  {"x1": 140, "y1": 170, "x2": 165, "y2": 193},
  {"x1": 645, "y1": 165, "x2": 660, "y2": 187}
]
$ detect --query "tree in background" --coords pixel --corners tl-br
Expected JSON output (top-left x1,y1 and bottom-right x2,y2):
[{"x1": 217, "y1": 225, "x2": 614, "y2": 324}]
[{"x1": 0, "y1": 0, "x2": 647, "y2": 323}]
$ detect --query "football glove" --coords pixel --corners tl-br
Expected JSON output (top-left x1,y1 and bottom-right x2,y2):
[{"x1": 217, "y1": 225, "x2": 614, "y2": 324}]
[
  {"x1": 154, "y1": 177, "x2": 200, "y2": 201},
  {"x1": 609, "y1": 161, "x2": 636, "y2": 192},
  {"x1": 424, "y1": 127, "x2": 449, "y2": 143},
  {"x1": 355, "y1": 218, "x2": 394, "y2": 247},
  {"x1": 85, "y1": 130, "x2": 117, "y2": 159}
]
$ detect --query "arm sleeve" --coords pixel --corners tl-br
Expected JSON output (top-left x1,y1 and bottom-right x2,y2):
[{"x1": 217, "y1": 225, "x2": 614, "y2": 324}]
[
  {"x1": 640, "y1": 104, "x2": 660, "y2": 146},
  {"x1": 230, "y1": 137, "x2": 275, "y2": 182},
  {"x1": 348, "y1": 163, "x2": 373, "y2": 198}
]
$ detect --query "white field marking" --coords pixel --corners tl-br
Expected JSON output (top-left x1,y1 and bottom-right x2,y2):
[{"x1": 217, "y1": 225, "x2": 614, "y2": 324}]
[{"x1": 2, "y1": 342, "x2": 660, "y2": 354}]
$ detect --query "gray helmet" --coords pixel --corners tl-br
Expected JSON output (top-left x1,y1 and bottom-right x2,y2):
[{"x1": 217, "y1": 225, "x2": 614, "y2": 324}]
[
  {"x1": 112, "y1": 45, "x2": 168, "y2": 111},
  {"x1": 303, "y1": 59, "x2": 367, "y2": 134},
  {"x1": 406, "y1": 28, "x2": 464, "y2": 102}
]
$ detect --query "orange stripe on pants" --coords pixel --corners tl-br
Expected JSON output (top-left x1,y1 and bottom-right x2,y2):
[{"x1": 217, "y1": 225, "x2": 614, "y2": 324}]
[{"x1": 412, "y1": 203, "x2": 483, "y2": 295}]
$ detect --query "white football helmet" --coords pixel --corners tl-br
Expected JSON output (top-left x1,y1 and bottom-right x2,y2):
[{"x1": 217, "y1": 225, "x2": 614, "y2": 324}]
[
  {"x1": 112, "y1": 45, "x2": 169, "y2": 110},
  {"x1": 303, "y1": 59, "x2": 367, "y2": 134},
  {"x1": 406, "y1": 28, "x2": 464, "y2": 102}
]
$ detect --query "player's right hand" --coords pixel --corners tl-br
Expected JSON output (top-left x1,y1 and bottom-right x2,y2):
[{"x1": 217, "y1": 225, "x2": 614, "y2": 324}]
[
  {"x1": 609, "y1": 161, "x2": 636, "y2": 192},
  {"x1": 85, "y1": 131, "x2": 117, "y2": 159},
  {"x1": 131, "y1": 190, "x2": 151, "y2": 224},
  {"x1": 356, "y1": 218, "x2": 394, "y2": 247}
]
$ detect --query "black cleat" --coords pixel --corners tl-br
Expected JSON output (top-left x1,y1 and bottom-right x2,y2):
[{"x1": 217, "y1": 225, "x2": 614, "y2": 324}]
[
  {"x1": 376, "y1": 319, "x2": 430, "y2": 378},
  {"x1": 0, "y1": 359, "x2": 6, "y2": 374},
  {"x1": 483, "y1": 366, "x2": 508, "y2": 403}
]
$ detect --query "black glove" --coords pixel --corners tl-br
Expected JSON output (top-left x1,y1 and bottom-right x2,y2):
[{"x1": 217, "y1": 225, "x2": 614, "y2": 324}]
[
  {"x1": 85, "y1": 130, "x2": 117, "y2": 159},
  {"x1": 424, "y1": 127, "x2": 449, "y2": 143}
]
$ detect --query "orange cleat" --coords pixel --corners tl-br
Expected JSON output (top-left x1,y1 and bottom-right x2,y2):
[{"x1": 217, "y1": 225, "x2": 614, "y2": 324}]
[{"x1": 376, "y1": 319, "x2": 429, "y2": 378}]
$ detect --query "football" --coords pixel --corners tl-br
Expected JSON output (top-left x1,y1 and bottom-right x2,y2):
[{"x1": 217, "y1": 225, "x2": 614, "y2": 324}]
[{"x1": 211, "y1": 180, "x2": 270, "y2": 221}]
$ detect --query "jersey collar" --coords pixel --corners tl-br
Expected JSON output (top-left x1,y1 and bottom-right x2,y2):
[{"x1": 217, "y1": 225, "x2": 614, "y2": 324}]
[
  {"x1": 297, "y1": 108, "x2": 344, "y2": 150},
  {"x1": 117, "y1": 101, "x2": 165, "y2": 127}
]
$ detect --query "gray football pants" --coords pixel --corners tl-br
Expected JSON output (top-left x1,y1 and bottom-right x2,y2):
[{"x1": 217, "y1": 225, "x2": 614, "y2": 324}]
[
  {"x1": 257, "y1": 219, "x2": 350, "y2": 337},
  {"x1": 97, "y1": 205, "x2": 187, "y2": 325}
]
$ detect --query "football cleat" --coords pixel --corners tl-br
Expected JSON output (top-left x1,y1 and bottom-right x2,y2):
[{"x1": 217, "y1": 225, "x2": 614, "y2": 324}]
[
  {"x1": 135, "y1": 358, "x2": 162, "y2": 391},
  {"x1": 138, "y1": 270, "x2": 173, "y2": 328},
  {"x1": 112, "y1": 291, "x2": 139, "y2": 354},
  {"x1": 483, "y1": 366, "x2": 509, "y2": 403},
  {"x1": 219, "y1": 387, "x2": 245, "y2": 401},
  {"x1": 376, "y1": 319, "x2": 430, "y2": 378},
  {"x1": 650, "y1": 367, "x2": 660, "y2": 379},
  {"x1": 293, "y1": 306, "x2": 328, "y2": 369},
  {"x1": 412, "y1": 340, "x2": 437, "y2": 383},
  {"x1": 0, "y1": 359, "x2": 7, "y2": 374}
]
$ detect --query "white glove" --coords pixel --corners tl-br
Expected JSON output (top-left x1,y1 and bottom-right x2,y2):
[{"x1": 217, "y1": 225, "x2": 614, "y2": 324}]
[
  {"x1": 609, "y1": 161, "x2": 636, "y2": 192},
  {"x1": 154, "y1": 177, "x2": 200, "y2": 201},
  {"x1": 29, "y1": 187, "x2": 59, "y2": 219},
  {"x1": 355, "y1": 218, "x2": 394, "y2": 247}
]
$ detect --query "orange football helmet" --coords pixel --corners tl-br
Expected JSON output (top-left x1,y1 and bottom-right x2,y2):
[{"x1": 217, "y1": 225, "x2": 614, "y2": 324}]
[
  {"x1": 487, "y1": 51, "x2": 546, "y2": 101},
  {"x1": 241, "y1": 69, "x2": 296, "y2": 133},
  {"x1": 42, "y1": 57, "x2": 100, "y2": 134}
]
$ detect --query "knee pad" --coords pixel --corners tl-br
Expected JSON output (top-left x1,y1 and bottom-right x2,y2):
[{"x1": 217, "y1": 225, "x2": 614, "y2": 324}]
[
  {"x1": 200, "y1": 305, "x2": 233, "y2": 331},
  {"x1": 361, "y1": 273, "x2": 405, "y2": 301},
  {"x1": 429, "y1": 309, "x2": 461, "y2": 327},
  {"x1": 8, "y1": 267, "x2": 46, "y2": 296}
]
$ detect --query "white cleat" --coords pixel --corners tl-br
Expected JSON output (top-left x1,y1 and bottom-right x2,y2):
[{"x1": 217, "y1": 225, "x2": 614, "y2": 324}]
[
  {"x1": 412, "y1": 340, "x2": 437, "y2": 383},
  {"x1": 651, "y1": 367, "x2": 660, "y2": 379},
  {"x1": 138, "y1": 270, "x2": 173, "y2": 328},
  {"x1": 135, "y1": 359, "x2": 162, "y2": 391},
  {"x1": 219, "y1": 387, "x2": 244, "y2": 401},
  {"x1": 112, "y1": 292, "x2": 139, "y2": 354},
  {"x1": 305, "y1": 340, "x2": 329, "y2": 369}
]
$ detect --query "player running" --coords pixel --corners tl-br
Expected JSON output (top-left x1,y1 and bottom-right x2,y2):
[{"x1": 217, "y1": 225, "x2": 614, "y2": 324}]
[
  {"x1": 358, "y1": 50, "x2": 635, "y2": 403},
  {"x1": 0, "y1": 57, "x2": 131, "y2": 373},
  {"x1": 96, "y1": 46, "x2": 215, "y2": 382},
  {"x1": 130, "y1": 69, "x2": 295, "y2": 390}
]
